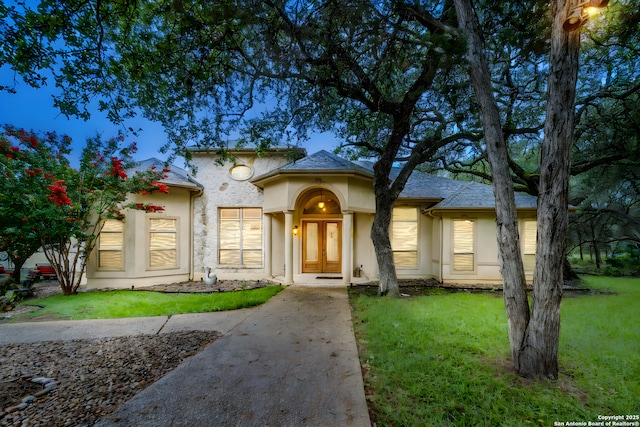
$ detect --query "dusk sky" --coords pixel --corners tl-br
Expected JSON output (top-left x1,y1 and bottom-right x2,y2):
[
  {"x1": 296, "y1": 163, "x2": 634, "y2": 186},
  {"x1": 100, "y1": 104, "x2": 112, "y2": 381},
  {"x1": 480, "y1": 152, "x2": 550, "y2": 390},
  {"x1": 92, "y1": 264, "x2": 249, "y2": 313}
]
[{"x1": 0, "y1": 68, "x2": 338, "y2": 167}]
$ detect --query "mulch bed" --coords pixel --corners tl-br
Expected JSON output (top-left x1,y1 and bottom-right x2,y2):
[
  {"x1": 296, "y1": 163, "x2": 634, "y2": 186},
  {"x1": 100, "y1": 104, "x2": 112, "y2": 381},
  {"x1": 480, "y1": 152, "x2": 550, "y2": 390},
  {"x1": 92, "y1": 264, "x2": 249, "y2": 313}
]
[
  {"x1": 133, "y1": 279, "x2": 276, "y2": 293},
  {"x1": 349, "y1": 278, "x2": 602, "y2": 297}
]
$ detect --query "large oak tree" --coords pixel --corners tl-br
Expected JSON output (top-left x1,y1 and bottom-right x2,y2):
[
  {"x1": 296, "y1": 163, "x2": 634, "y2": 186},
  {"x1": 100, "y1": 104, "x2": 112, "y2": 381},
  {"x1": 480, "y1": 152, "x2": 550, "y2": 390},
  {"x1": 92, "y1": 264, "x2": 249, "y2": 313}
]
[
  {"x1": 2, "y1": 0, "x2": 479, "y2": 296},
  {"x1": 2, "y1": 0, "x2": 637, "y2": 378}
]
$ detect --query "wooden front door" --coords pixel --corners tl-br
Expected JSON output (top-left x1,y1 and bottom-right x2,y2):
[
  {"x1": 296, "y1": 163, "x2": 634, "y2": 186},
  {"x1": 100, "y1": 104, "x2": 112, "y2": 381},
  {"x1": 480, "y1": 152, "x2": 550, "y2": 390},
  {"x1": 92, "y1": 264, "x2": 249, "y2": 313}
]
[{"x1": 302, "y1": 221, "x2": 342, "y2": 273}]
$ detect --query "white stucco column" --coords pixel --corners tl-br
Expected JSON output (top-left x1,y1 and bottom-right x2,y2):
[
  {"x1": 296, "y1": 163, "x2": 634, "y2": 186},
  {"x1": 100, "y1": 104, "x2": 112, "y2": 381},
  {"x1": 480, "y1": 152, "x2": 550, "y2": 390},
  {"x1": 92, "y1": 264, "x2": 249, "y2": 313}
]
[
  {"x1": 342, "y1": 211, "x2": 353, "y2": 285},
  {"x1": 284, "y1": 210, "x2": 294, "y2": 285},
  {"x1": 263, "y1": 213, "x2": 272, "y2": 278}
]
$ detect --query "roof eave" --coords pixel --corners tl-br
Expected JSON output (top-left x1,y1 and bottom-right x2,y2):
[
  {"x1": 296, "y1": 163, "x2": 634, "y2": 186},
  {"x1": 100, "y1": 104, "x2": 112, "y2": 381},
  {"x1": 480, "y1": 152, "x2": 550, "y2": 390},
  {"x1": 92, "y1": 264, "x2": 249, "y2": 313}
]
[
  {"x1": 251, "y1": 169, "x2": 373, "y2": 188},
  {"x1": 188, "y1": 146, "x2": 307, "y2": 156}
]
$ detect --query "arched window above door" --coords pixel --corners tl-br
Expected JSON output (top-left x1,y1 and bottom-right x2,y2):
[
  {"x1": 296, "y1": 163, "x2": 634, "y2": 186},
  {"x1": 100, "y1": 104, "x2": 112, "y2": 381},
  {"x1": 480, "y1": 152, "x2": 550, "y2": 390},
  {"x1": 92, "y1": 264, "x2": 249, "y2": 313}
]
[{"x1": 302, "y1": 189, "x2": 340, "y2": 214}]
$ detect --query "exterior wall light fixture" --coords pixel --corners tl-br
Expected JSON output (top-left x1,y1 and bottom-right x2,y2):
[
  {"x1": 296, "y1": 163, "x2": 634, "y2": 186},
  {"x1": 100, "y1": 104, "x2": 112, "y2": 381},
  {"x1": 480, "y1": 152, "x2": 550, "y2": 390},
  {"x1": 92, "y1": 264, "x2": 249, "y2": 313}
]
[{"x1": 563, "y1": 0, "x2": 609, "y2": 32}]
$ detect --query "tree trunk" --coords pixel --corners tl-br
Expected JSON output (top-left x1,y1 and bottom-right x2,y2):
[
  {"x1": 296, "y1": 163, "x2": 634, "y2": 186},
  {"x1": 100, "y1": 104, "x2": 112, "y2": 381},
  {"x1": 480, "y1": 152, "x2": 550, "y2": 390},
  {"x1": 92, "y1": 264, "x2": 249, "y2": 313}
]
[
  {"x1": 517, "y1": 0, "x2": 579, "y2": 380},
  {"x1": 10, "y1": 258, "x2": 26, "y2": 284},
  {"x1": 454, "y1": 0, "x2": 530, "y2": 369},
  {"x1": 42, "y1": 239, "x2": 82, "y2": 296},
  {"x1": 370, "y1": 152, "x2": 400, "y2": 296},
  {"x1": 371, "y1": 189, "x2": 399, "y2": 296},
  {"x1": 588, "y1": 221, "x2": 601, "y2": 267}
]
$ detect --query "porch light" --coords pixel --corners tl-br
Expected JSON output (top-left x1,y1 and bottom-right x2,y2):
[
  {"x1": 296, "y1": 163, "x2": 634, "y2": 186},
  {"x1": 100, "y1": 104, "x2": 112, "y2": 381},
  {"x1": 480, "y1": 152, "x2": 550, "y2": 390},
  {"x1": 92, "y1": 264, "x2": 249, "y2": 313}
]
[
  {"x1": 293, "y1": 225, "x2": 298, "y2": 236},
  {"x1": 563, "y1": 0, "x2": 609, "y2": 32},
  {"x1": 318, "y1": 189, "x2": 325, "y2": 209}
]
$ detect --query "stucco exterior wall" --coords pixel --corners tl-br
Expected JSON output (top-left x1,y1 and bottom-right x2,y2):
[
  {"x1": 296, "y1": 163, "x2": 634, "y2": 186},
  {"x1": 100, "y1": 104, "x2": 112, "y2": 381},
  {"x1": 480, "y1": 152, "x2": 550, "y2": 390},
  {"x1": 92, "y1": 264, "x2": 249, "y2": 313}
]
[
  {"x1": 353, "y1": 213, "x2": 376, "y2": 279},
  {"x1": 85, "y1": 188, "x2": 194, "y2": 289},
  {"x1": 261, "y1": 175, "x2": 375, "y2": 214},
  {"x1": 439, "y1": 210, "x2": 536, "y2": 284}
]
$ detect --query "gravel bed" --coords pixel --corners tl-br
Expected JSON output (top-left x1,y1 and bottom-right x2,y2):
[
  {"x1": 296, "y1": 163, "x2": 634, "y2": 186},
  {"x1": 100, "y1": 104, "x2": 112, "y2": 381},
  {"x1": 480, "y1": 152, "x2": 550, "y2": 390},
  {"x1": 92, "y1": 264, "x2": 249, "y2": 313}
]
[
  {"x1": 0, "y1": 331, "x2": 221, "y2": 426},
  {"x1": 0, "y1": 280, "x2": 242, "y2": 426}
]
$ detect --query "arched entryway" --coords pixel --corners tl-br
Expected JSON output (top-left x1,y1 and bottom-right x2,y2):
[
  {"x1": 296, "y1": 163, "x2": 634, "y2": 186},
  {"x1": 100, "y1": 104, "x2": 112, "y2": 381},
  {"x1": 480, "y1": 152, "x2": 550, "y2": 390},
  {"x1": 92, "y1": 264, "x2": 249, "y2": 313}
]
[{"x1": 299, "y1": 189, "x2": 342, "y2": 274}]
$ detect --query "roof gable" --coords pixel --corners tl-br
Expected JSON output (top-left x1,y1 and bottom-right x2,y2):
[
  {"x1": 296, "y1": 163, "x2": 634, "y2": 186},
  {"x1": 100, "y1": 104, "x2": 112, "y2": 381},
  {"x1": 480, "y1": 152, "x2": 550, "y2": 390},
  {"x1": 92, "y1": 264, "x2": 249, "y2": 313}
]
[
  {"x1": 131, "y1": 158, "x2": 203, "y2": 190},
  {"x1": 251, "y1": 150, "x2": 373, "y2": 186},
  {"x1": 277, "y1": 150, "x2": 373, "y2": 175}
]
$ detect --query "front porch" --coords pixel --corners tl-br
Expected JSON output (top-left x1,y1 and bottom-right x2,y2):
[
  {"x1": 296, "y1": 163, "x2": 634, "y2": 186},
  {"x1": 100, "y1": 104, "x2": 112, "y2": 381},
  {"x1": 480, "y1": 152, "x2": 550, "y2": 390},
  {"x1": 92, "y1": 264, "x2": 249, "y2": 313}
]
[{"x1": 270, "y1": 273, "x2": 372, "y2": 287}]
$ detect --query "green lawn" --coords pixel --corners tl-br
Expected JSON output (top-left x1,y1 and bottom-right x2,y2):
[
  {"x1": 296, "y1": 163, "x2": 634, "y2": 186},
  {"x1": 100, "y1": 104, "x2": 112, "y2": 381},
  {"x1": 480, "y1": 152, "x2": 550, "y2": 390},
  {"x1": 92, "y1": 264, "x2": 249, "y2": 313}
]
[
  {"x1": 350, "y1": 276, "x2": 640, "y2": 426},
  {"x1": 20, "y1": 285, "x2": 283, "y2": 320}
]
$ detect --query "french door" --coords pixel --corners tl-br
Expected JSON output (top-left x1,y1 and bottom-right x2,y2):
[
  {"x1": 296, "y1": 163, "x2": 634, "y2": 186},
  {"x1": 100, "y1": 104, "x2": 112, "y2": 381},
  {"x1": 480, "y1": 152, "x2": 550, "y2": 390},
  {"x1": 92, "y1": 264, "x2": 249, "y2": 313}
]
[{"x1": 302, "y1": 221, "x2": 341, "y2": 273}]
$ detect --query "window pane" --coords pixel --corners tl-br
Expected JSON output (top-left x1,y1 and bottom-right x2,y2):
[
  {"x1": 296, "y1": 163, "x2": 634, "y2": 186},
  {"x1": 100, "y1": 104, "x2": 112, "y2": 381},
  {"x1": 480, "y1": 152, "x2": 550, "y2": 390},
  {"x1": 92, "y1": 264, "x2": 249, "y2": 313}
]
[
  {"x1": 150, "y1": 218, "x2": 176, "y2": 231},
  {"x1": 220, "y1": 221, "x2": 241, "y2": 249},
  {"x1": 306, "y1": 223, "x2": 319, "y2": 262},
  {"x1": 99, "y1": 220, "x2": 123, "y2": 269},
  {"x1": 454, "y1": 220, "x2": 474, "y2": 253},
  {"x1": 243, "y1": 208, "x2": 262, "y2": 219},
  {"x1": 99, "y1": 251, "x2": 122, "y2": 268},
  {"x1": 219, "y1": 208, "x2": 263, "y2": 267},
  {"x1": 393, "y1": 207, "x2": 417, "y2": 221},
  {"x1": 243, "y1": 221, "x2": 262, "y2": 249},
  {"x1": 394, "y1": 252, "x2": 417, "y2": 268},
  {"x1": 150, "y1": 233, "x2": 176, "y2": 250},
  {"x1": 242, "y1": 250, "x2": 262, "y2": 266},
  {"x1": 148, "y1": 218, "x2": 177, "y2": 268},
  {"x1": 230, "y1": 165, "x2": 253, "y2": 181},
  {"x1": 392, "y1": 222, "x2": 418, "y2": 251},
  {"x1": 326, "y1": 223, "x2": 339, "y2": 262},
  {"x1": 523, "y1": 221, "x2": 537, "y2": 254},
  {"x1": 100, "y1": 233, "x2": 123, "y2": 250},
  {"x1": 453, "y1": 220, "x2": 475, "y2": 271},
  {"x1": 454, "y1": 254, "x2": 474, "y2": 271},
  {"x1": 102, "y1": 220, "x2": 123, "y2": 232},
  {"x1": 524, "y1": 254, "x2": 536, "y2": 271},
  {"x1": 220, "y1": 250, "x2": 240, "y2": 265},
  {"x1": 391, "y1": 208, "x2": 418, "y2": 268},
  {"x1": 220, "y1": 208, "x2": 240, "y2": 219},
  {"x1": 150, "y1": 250, "x2": 176, "y2": 267}
]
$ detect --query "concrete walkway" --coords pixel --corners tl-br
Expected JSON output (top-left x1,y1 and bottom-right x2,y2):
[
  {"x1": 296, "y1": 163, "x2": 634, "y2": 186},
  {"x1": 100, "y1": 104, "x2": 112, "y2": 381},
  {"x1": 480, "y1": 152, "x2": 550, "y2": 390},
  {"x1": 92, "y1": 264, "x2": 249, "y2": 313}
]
[{"x1": 1, "y1": 286, "x2": 371, "y2": 426}]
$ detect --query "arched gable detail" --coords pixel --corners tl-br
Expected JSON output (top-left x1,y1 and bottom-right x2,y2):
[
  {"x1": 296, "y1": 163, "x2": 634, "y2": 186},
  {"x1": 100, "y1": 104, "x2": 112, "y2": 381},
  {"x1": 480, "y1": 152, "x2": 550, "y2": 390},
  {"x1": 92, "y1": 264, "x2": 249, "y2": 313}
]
[{"x1": 290, "y1": 182, "x2": 347, "y2": 212}]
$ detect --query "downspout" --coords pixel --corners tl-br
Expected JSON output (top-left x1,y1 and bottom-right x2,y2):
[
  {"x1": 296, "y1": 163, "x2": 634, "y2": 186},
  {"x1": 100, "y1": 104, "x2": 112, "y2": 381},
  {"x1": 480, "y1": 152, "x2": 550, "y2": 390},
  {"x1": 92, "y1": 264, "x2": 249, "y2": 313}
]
[{"x1": 189, "y1": 186, "x2": 204, "y2": 281}]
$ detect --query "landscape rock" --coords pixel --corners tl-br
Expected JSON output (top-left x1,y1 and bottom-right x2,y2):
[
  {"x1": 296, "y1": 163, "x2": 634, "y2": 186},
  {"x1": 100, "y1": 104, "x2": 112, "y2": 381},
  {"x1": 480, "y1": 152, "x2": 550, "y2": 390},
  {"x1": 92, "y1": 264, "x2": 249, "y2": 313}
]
[{"x1": 0, "y1": 331, "x2": 221, "y2": 426}]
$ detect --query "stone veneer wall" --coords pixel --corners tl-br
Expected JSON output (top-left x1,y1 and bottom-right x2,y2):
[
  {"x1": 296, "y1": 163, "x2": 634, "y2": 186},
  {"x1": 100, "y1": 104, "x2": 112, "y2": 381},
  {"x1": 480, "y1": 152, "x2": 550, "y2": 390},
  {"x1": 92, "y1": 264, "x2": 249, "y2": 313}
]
[{"x1": 191, "y1": 151, "x2": 294, "y2": 281}]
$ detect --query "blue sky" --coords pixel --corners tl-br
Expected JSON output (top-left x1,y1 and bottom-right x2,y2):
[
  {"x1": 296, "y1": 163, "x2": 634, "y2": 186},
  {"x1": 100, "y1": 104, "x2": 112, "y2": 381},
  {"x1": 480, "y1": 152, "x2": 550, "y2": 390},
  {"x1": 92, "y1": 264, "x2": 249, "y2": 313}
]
[{"x1": 0, "y1": 68, "x2": 338, "y2": 167}]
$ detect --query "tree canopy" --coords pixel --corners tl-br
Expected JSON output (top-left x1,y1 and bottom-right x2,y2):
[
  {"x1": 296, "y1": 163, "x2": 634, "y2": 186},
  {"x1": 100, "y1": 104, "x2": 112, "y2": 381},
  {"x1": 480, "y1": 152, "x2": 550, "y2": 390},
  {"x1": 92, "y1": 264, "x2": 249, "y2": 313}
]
[
  {"x1": 0, "y1": 126, "x2": 168, "y2": 294},
  {"x1": 1, "y1": 0, "x2": 639, "y2": 378}
]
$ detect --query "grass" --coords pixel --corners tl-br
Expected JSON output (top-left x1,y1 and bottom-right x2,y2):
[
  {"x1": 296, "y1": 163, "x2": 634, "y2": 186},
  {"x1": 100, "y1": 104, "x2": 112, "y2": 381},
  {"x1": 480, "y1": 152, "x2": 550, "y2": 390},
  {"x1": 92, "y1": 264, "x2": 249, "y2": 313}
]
[
  {"x1": 350, "y1": 276, "x2": 640, "y2": 426},
  {"x1": 20, "y1": 286, "x2": 283, "y2": 320}
]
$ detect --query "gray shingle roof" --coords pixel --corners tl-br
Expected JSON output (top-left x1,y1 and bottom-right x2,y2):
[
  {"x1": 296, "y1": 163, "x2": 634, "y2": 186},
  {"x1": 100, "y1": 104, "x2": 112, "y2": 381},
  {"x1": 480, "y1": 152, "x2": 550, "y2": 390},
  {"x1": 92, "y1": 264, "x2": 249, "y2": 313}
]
[
  {"x1": 432, "y1": 180, "x2": 537, "y2": 209},
  {"x1": 338, "y1": 154, "x2": 537, "y2": 209},
  {"x1": 278, "y1": 150, "x2": 373, "y2": 175},
  {"x1": 254, "y1": 150, "x2": 537, "y2": 209},
  {"x1": 131, "y1": 158, "x2": 203, "y2": 190}
]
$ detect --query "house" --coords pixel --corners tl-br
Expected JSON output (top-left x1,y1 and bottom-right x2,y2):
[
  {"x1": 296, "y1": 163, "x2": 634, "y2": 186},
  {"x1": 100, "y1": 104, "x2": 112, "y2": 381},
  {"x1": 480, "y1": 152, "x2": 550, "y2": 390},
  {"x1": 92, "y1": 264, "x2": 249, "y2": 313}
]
[{"x1": 84, "y1": 148, "x2": 538, "y2": 289}]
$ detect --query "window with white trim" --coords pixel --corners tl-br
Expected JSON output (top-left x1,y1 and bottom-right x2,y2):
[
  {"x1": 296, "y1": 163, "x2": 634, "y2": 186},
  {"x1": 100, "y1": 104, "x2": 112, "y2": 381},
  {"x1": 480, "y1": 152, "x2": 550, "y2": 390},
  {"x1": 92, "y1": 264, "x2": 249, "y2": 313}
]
[
  {"x1": 522, "y1": 220, "x2": 537, "y2": 271},
  {"x1": 453, "y1": 219, "x2": 475, "y2": 271},
  {"x1": 149, "y1": 218, "x2": 177, "y2": 268},
  {"x1": 98, "y1": 220, "x2": 124, "y2": 269},
  {"x1": 391, "y1": 207, "x2": 418, "y2": 268},
  {"x1": 219, "y1": 208, "x2": 262, "y2": 266}
]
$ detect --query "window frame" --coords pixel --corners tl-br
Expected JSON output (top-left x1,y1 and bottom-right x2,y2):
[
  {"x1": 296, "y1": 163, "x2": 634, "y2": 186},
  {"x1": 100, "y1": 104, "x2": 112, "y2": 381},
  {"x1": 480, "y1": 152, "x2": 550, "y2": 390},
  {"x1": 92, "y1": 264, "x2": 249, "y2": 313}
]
[
  {"x1": 97, "y1": 219, "x2": 125, "y2": 271},
  {"x1": 147, "y1": 217, "x2": 179, "y2": 270},
  {"x1": 390, "y1": 207, "x2": 419, "y2": 269},
  {"x1": 218, "y1": 207, "x2": 263, "y2": 268},
  {"x1": 452, "y1": 218, "x2": 476, "y2": 273},
  {"x1": 521, "y1": 219, "x2": 537, "y2": 271}
]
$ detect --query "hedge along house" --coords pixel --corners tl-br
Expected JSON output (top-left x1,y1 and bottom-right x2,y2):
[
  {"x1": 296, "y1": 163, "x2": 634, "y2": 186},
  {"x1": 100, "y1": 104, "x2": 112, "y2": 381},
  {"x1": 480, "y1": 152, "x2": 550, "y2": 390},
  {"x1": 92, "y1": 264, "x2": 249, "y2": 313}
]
[{"x1": 83, "y1": 148, "x2": 538, "y2": 290}]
